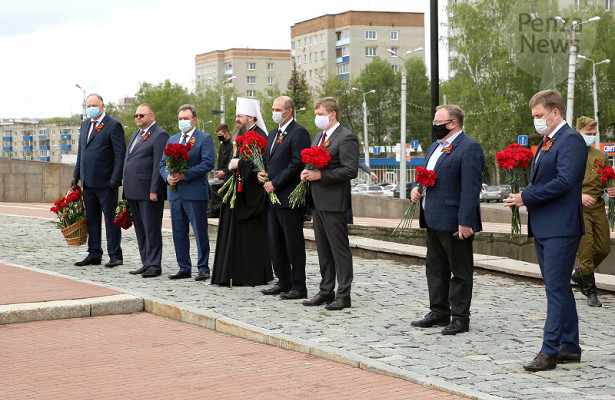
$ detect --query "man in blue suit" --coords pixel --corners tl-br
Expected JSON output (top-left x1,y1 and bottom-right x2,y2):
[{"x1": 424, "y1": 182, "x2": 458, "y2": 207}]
[
  {"x1": 505, "y1": 90, "x2": 587, "y2": 371},
  {"x1": 72, "y1": 94, "x2": 126, "y2": 268},
  {"x1": 410, "y1": 104, "x2": 484, "y2": 335},
  {"x1": 259, "y1": 96, "x2": 311, "y2": 299},
  {"x1": 124, "y1": 104, "x2": 169, "y2": 278},
  {"x1": 159, "y1": 104, "x2": 215, "y2": 281}
]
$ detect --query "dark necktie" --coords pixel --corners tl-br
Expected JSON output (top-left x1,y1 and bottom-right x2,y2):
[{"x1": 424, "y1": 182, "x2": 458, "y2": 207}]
[
  {"x1": 87, "y1": 121, "x2": 97, "y2": 143},
  {"x1": 129, "y1": 130, "x2": 143, "y2": 153},
  {"x1": 271, "y1": 129, "x2": 282, "y2": 151},
  {"x1": 180, "y1": 134, "x2": 188, "y2": 145},
  {"x1": 319, "y1": 132, "x2": 327, "y2": 147}
]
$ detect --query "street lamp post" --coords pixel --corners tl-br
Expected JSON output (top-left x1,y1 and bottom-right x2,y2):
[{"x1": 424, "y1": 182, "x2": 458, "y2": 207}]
[
  {"x1": 209, "y1": 76, "x2": 236, "y2": 124},
  {"x1": 351, "y1": 87, "x2": 376, "y2": 174},
  {"x1": 555, "y1": 16, "x2": 600, "y2": 123},
  {"x1": 75, "y1": 84, "x2": 96, "y2": 121},
  {"x1": 387, "y1": 47, "x2": 423, "y2": 199},
  {"x1": 577, "y1": 55, "x2": 610, "y2": 148}
]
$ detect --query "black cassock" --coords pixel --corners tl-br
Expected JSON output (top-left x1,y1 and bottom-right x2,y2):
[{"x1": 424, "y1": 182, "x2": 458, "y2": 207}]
[{"x1": 211, "y1": 134, "x2": 273, "y2": 286}]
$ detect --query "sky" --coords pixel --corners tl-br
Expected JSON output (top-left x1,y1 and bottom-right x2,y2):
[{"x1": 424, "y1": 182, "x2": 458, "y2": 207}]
[{"x1": 0, "y1": 0, "x2": 447, "y2": 119}]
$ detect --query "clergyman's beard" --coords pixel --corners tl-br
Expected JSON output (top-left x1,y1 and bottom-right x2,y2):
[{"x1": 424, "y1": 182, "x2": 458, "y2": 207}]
[{"x1": 231, "y1": 124, "x2": 247, "y2": 141}]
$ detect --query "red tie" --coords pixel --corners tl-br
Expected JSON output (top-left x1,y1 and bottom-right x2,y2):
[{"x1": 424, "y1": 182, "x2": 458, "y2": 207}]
[{"x1": 319, "y1": 132, "x2": 327, "y2": 147}]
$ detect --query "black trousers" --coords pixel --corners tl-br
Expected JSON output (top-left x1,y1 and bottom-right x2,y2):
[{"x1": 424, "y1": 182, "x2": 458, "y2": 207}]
[
  {"x1": 268, "y1": 207, "x2": 307, "y2": 291},
  {"x1": 425, "y1": 228, "x2": 474, "y2": 321}
]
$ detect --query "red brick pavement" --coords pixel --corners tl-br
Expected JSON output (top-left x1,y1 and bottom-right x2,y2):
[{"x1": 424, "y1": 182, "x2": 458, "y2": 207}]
[
  {"x1": 0, "y1": 313, "x2": 466, "y2": 399},
  {"x1": 0, "y1": 263, "x2": 121, "y2": 305}
]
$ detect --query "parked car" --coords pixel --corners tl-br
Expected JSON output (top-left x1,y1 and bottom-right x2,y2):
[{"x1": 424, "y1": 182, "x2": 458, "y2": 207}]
[
  {"x1": 353, "y1": 185, "x2": 385, "y2": 195},
  {"x1": 382, "y1": 184, "x2": 397, "y2": 197},
  {"x1": 393, "y1": 183, "x2": 416, "y2": 198},
  {"x1": 498, "y1": 185, "x2": 511, "y2": 198},
  {"x1": 483, "y1": 185, "x2": 508, "y2": 202},
  {"x1": 479, "y1": 183, "x2": 488, "y2": 202},
  {"x1": 351, "y1": 184, "x2": 369, "y2": 193}
]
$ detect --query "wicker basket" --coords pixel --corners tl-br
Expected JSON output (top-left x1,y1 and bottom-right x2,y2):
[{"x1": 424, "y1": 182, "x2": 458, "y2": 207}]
[{"x1": 61, "y1": 218, "x2": 88, "y2": 247}]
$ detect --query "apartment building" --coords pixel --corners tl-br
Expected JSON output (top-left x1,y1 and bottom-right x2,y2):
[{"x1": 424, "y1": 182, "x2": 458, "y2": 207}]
[
  {"x1": 1, "y1": 121, "x2": 80, "y2": 163},
  {"x1": 290, "y1": 11, "x2": 425, "y2": 83},
  {"x1": 195, "y1": 48, "x2": 292, "y2": 98}
]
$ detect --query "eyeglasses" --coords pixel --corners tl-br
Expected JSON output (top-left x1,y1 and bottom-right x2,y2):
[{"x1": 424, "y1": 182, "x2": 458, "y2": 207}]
[
  {"x1": 432, "y1": 119, "x2": 453, "y2": 126},
  {"x1": 134, "y1": 114, "x2": 150, "y2": 118}
]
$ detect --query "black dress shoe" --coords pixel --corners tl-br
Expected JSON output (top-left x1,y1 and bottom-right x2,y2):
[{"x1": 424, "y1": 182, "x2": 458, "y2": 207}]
[
  {"x1": 325, "y1": 297, "x2": 351, "y2": 310},
  {"x1": 280, "y1": 290, "x2": 308, "y2": 300},
  {"x1": 411, "y1": 312, "x2": 451, "y2": 328},
  {"x1": 302, "y1": 294, "x2": 335, "y2": 306},
  {"x1": 142, "y1": 269, "x2": 161, "y2": 278},
  {"x1": 523, "y1": 353, "x2": 556, "y2": 372},
  {"x1": 556, "y1": 347, "x2": 581, "y2": 364},
  {"x1": 129, "y1": 266, "x2": 148, "y2": 275},
  {"x1": 261, "y1": 285, "x2": 289, "y2": 295},
  {"x1": 105, "y1": 258, "x2": 123, "y2": 268},
  {"x1": 169, "y1": 270, "x2": 191, "y2": 279},
  {"x1": 195, "y1": 271, "x2": 210, "y2": 281},
  {"x1": 441, "y1": 319, "x2": 469, "y2": 335},
  {"x1": 74, "y1": 257, "x2": 101, "y2": 266}
]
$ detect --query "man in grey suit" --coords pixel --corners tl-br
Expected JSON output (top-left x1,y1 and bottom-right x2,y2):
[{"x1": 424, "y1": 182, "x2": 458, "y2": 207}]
[
  {"x1": 301, "y1": 97, "x2": 359, "y2": 310},
  {"x1": 123, "y1": 104, "x2": 169, "y2": 278}
]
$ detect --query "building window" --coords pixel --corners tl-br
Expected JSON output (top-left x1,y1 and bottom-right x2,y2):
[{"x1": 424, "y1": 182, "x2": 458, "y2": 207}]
[
  {"x1": 247, "y1": 62, "x2": 256, "y2": 70},
  {"x1": 297, "y1": 39, "x2": 301, "y2": 47},
  {"x1": 309, "y1": 37, "x2": 313, "y2": 45},
  {"x1": 607, "y1": 0, "x2": 614, "y2": 10},
  {"x1": 336, "y1": 63, "x2": 350, "y2": 74},
  {"x1": 298, "y1": 57, "x2": 302, "y2": 65},
  {"x1": 247, "y1": 76, "x2": 256, "y2": 84},
  {"x1": 309, "y1": 53, "x2": 313, "y2": 63},
  {"x1": 304, "y1": 55, "x2": 307, "y2": 63},
  {"x1": 365, "y1": 30, "x2": 377, "y2": 40},
  {"x1": 321, "y1": 50, "x2": 325, "y2": 60},
  {"x1": 320, "y1": 33, "x2": 325, "y2": 43},
  {"x1": 314, "y1": 52, "x2": 318, "y2": 62},
  {"x1": 391, "y1": 30, "x2": 399, "y2": 40},
  {"x1": 291, "y1": 41, "x2": 295, "y2": 50},
  {"x1": 315, "y1": 69, "x2": 319, "y2": 77},
  {"x1": 267, "y1": 63, "x2": 274, "y2": 71},
  {"x1": 309, "y1": 70, "x2": 313, "y2": 79},
  {"x1": 321, "y1": 68, "x2": 326, "y2": 76},
  {"x1": 365, "y1": 47, "x2": 377, "y2": 57},
  {"x1": 341, "y1": 47, "x2": 349, "y2": 57},
  {"x1": 391, "y1": 65, "x2": 399, "y2": 73},
  {"x1": 267, "y1": 76, "x2": 274, "y2": 85},
  {"x1": 247, "y1": 90, "x2": 255, "y2": 98},
  {"x1": 389, "y1": 47, "x2": 399, "y2": 56}
]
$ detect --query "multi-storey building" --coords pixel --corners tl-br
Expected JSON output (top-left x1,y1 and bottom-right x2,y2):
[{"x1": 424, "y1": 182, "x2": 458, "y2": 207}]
[
  {"x1": 290, "y1": 11, "x2": 425, "y2": 83},
  {"x1": 1, "y1": 121, "x2": 80, "y2": 164},
  {"x1": 195, "y1": 48, "x2": 292, "y2": 98}
]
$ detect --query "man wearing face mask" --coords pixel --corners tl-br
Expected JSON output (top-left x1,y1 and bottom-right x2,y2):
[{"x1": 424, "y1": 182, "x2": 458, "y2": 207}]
[
  {"x1": 504, "y1": 90, "x2": 587, "y2": 372},
  {"x1": 214, "y1": 124, "x2": 232, "y2": 181},
  {"x1": 159, "y1": 104, "x2": 215, "y2": 281},
  {"x1": 410, "y1": 105, "x2": 484, "y2": 336},
  {"x1": 301, "y1": 97, "x2": 359, "y2": 311},
  {"x1": 72, "y1": 94, "x2": 126, "y2": 268},
  {"x1": 259, "y1": 96, "x2": 311, "y2": 299},
  {"x1": 570, "y1": 116, "x2": 615, "y2": 307}
]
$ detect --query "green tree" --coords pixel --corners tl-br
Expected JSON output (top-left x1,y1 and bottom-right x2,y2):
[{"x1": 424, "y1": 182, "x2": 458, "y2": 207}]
[
  {"x1": 286, "y1": 64, "x2": 311, "y2": 111},
  {"x1": 134, "y1": 80, "x2": 193, "y2": 135}
]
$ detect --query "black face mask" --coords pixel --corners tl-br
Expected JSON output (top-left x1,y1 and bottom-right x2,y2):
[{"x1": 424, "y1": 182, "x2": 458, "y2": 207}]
[
  {"x1": 217, "y1": 135, "x2": 226, "y2": 142},
  {"x1": 433, "y1": 123, "x2": 452, "y2": 140}
]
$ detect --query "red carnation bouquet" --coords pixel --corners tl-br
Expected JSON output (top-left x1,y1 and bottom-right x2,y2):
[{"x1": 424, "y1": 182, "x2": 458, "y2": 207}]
[
  {"x1": 50, "y1": 187, "x2": 86, "y2": 229},
  {"x1": 288, "y1": 146, "x2": 331, "y2": 208},
  {"x1": 163, "y1": 142, "x2": 193, "y2": 191},
  {"x1": 393, "y1": 166, "x2": 437, "y2": 235},
  {"x1": 496, "y1": 143, "x2": 533, "y2": 236},
  {"x1": 113, "y1": 200, "x2": 133, "y2": 230},
  {"x1": 595, "y1": 158, "x2": 615, "y2": 231}
]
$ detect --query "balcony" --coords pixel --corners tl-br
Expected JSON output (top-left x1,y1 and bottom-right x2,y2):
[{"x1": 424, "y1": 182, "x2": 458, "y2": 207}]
[
  {"x1": 40, "y1": 157, "x2": 51, "y2": 162},
  {"x1": 61, "y1": 145, "x2": 71, "y2": 150},
  {"x1": 23, "y1": 145, "x2": 33, "y2": 151},
  {"x1": 38, "y1": 135, "x2": 48, "y2": 140},
  {"x1": 40, "y1": 145, "x2": 50, "y2": 150},
  {"x1": 337, "y1": 73, "x2": 350, "y2": 81},
  {"x1": 336, "y1": 56, "x2": 350, "y2": 64},
  {"x1": 61, "y1": 134, "x2": 71, "y2": 140},
  {"x1": 224, "y1": 69, "x2": 233, "y2": 75},
  {"x1": 2, "y1": 136, "x2": 12, "y2": 141},
  {"x1": 3, "y1": 146, "x2": 12, "y2": 151},
  {"x1": 23, "y1": 135, "x2": 33, "y2": 141},
  {"x1": 335, "y1": 38, "x2": 350, "y2": 47}
]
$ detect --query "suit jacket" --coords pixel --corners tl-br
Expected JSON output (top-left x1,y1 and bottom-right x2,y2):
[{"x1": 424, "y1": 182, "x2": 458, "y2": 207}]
[
  {"x1": 310, "y1": 125, "x2": 359, "y2": 212},
  {"x1": 418, "y1": 132, "x2": 484, "y2": 232},
  {"x1": 159, "y1": 129, "x2": 215, "y2": 201},
  {"x1": 73, "y1": 114, "x2": 126, "y2": 188},
  {"x1": 522, "y1": 124, "x2": 587, "y2": 238},
  {"x1": 123, "y1": 123, "x2": 169, "y2": 200},
  {"x1": 264, "y1": 119, "x2": 311, "y2": 208}
]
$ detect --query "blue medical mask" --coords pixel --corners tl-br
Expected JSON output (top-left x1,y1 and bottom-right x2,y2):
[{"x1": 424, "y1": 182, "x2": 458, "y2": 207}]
[
  {"x1": 86, "y1": 106, "x2": 101, "y2": 119},
  {"x1": 178, "y1": 119, "x2": 193, "y2": 132},
  {"x1": 583, "y1": 135, "x2": 596, "y2": 147}
]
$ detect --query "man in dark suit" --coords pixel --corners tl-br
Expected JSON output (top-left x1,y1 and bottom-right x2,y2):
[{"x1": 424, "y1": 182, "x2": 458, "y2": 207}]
[
  {"x1": 410, "y1": 104, "x2": 484, "y2": 335},
  {"x1": 123, "y1": 103, "x2": 169, "y2": 278},
  {"x1": 159, "y1": 104, "x2": 215, "y2": 281},
  {"x1": 505, "y1": 90, "x2": 587, "y2": 371},
  {"x1": 214, "y1": 123, "x2": 232, "y2": 181},
  {"x1": 301, "y1": 97, "x2": 359, "y2": 311},
  {"x1": 72, "y1": 93, "x2": 126, "y2": 268},
  {"x1": 259, "y1": 96, "x2": 311, "y2": 299}
]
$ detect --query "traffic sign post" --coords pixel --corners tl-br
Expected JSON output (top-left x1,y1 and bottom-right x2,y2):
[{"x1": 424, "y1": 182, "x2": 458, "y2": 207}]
[{"x1": 518, "y1": 135, "x2": 528, "y2": 146}]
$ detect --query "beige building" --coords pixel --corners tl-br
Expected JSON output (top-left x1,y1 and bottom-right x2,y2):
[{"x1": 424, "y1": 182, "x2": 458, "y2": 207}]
[
  {"x1": 1, "y1": 121, "x2": 80, "y2": 164},
  {"x1": 195, "y1": 48, "x2": 292, "y2": 98},
  {"x1": 290, "y1": 11, "x2": 425, "y2": 84}
]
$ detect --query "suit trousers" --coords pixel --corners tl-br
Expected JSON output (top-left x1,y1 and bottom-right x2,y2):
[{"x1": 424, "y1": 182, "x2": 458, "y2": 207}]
[
  {"x1": 577, "y1": 205, "x2": 610, "y2": 275},
  {"x1": 268, "y1": 207, "x2": 306, "y2": 291},
  {"x1": 425, "y1": 228, "x2": 474, "y2": 321},
  {"x1": 312, "y1": 207, "x2": 353, "y2": 298},
  {"x1": 128, "y1": 198, "x2": 164, "y2": 271},
  {"x1": 534, "y1": 235, "x2": 582, "y2": 358},
  {"x1": 169, "y1": 199, "x2": 210, "y2": 273},
  {"x1": 83, "y1": 186, "x2": 122, "y2": 260}
]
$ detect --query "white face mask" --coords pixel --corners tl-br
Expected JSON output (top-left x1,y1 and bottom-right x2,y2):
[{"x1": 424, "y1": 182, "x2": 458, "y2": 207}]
[
  {"x1": 272, "y1": 111, "x2": 285, "y2": 125},
  {"x1": 583, "y1": 135, "x2": 596, "y2": 147},
  {"x1": 314, "y1": 114, "x2": 331, "y2": 130},
  {"x1": 534, "y1": 109, "x2": 555, "y2": 135}
]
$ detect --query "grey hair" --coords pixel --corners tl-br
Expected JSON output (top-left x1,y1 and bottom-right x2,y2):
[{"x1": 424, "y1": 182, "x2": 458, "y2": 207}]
[{"x1": 177, "y1": 104, "x2": 197, "y2": 118}]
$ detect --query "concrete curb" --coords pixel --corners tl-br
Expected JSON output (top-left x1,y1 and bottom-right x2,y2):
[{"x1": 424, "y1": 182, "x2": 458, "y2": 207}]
[{"x1": 0, "y1": 294, "x2": 143, "y2": 324}]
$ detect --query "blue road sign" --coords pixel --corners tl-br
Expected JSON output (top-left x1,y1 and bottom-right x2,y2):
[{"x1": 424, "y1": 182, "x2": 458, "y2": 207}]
[
  {"x1": 410, "y1": 140, "x2": 419, "y2": 149},
  {"x1": 518, "y1": 135, "x2": 528, "y2": 146},
  {"x1": 374, "y1": 146, "x2": 381, "y2": 156}
]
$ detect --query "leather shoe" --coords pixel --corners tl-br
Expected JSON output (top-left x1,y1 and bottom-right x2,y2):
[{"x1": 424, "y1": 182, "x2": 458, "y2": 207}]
[
  {"x1": 411, "y1": 312, "x2": 450, "y2": 328},
  {"x1": 280, "y1": 290, "x2": 307, "y2": 300},
  {"x1": 441, "y1": 319, "x2": 469, "y2": 335},
  {"x1": 302, "y1": 294, "x2": 335, "y2": 306},
  {"x1": 142, "y1": 269, "x2": 161, "y2": 278},
  {"x1": 523, "y1": 353, "x2": 557, "y2": 372},
  {"x1": 195, "y1": 271, "x2": 210, "y2": 281},
  {"x1": 169, "y1": 270, "x2": 191, "y2": 280},
  {"x1": 325, "y1": 297, "x2": 351, "y2": 310},
  {"x1": 74, "y1": 257, "x2": 101, "y2": 266},
  {"x1": 261, "y1": 285, "x2": 289, "y2": 295},
  {"x1": 556, "y1": 347, "x2": 581, "y2": 364},
  {"x1": 105, "y1": 258, "x2": 123, "y2": 268},
  {"x1": 129, "y1": 266, "x2": 148, "y2": 275}
]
